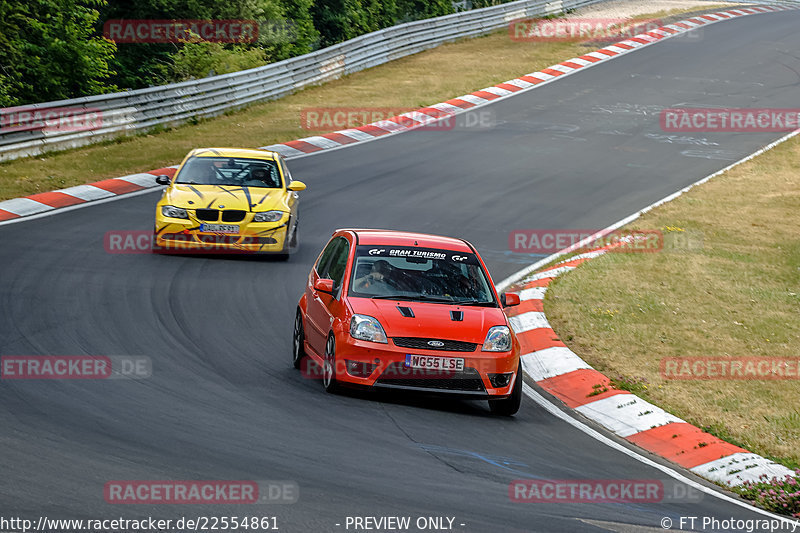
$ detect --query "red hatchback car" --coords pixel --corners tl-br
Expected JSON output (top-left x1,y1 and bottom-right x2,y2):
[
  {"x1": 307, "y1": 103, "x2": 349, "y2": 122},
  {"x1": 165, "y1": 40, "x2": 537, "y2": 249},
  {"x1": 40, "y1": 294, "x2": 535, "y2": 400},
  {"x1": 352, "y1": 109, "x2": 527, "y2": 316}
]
[{"x1": 293, "y1": 229, "x2": 523, "y2": 415}]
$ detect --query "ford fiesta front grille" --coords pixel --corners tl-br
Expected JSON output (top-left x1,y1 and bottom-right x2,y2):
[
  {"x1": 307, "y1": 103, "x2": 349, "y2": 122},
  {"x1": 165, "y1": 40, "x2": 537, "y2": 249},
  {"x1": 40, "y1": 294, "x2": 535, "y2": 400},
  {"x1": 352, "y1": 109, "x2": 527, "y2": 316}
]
[
  {"x1": 376, "y1": 363, "x2": 485, "y2": 392},
  {"x1": 392, "y1": 337, "x2": 477, "y2": 352}
]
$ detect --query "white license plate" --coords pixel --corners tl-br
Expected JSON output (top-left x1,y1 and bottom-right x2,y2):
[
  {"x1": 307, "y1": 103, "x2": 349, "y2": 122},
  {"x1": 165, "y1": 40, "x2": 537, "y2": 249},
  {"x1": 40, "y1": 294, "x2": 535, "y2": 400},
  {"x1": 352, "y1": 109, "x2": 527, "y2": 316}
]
[
  {"x1": 404, "y1": 354, "x2": 465, "y2": 371},
  {"x1": 200, "y1": 224, "x2": 239, "y2": 233}
]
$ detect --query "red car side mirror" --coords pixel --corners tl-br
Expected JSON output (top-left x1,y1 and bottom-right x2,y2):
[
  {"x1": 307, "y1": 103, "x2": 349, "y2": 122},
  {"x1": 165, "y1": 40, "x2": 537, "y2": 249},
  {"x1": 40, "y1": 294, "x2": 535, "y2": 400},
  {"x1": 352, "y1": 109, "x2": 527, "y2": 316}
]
[
  {"x1": 501, "y1": 292, "x2": 520, "y2": 307},
  {"x1": 314, "y1": 278, "x2": 335, "y2": 293}
]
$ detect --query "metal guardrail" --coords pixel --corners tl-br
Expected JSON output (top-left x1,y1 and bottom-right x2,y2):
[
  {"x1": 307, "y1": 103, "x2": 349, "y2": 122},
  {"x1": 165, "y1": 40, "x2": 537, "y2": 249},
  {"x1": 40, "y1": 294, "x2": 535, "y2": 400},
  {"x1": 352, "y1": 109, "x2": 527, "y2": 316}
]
[
  {"x1": 0, "y1": 0, "x2": 605, "y2": 161},
  {"x1": 725, "y1": 0, "x2": 800, "y2": 4}
]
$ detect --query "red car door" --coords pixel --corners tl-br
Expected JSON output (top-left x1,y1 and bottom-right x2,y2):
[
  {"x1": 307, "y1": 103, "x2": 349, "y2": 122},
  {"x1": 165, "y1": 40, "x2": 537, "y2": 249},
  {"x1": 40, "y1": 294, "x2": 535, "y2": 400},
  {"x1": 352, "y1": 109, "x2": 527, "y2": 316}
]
[{"x1": 305, "y1": 236, "x2": 350, "y2": 356}]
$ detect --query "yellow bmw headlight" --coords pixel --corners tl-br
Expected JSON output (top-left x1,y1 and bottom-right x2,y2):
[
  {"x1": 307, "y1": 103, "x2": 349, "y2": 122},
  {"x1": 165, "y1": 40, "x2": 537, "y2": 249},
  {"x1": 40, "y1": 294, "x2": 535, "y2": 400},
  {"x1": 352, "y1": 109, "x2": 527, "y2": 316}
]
[
  {"x1": 161, "y1": 205, "x2": 188, "y2": 219},
  {"x1": 252, "y1": 210, "x2": 284, "y2": 223}
]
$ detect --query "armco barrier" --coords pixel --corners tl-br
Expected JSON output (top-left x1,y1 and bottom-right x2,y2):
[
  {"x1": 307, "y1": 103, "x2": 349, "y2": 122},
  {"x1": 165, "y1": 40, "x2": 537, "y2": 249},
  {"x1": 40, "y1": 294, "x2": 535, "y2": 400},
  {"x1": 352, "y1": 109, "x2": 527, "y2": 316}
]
[
  {"x1": 0, "y1": 0, "x2": 604, "y2": 162},
  {"x1": 3, "y1": 4, "x2": 797, "y2": 224}
]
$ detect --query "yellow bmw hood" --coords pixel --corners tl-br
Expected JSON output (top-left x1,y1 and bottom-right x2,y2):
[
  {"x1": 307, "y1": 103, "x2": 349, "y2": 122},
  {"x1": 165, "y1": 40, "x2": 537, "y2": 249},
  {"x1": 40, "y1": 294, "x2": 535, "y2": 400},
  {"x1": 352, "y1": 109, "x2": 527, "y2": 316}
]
[{"x1": 165, "y1": 184, "x2": 288, "y2": 212}]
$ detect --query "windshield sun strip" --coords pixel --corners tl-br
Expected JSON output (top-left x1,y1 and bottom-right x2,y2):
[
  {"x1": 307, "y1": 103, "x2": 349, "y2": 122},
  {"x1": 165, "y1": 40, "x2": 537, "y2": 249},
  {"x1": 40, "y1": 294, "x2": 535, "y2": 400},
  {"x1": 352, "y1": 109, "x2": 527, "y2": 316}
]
[{"x1": 347, "y1": 246, "x2": 497, "y2": 306}]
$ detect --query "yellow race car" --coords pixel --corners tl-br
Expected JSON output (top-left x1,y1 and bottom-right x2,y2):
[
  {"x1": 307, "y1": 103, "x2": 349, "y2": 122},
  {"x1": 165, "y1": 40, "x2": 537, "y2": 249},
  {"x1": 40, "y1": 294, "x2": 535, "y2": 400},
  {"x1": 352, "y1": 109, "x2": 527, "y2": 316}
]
[{"x1": 153, "y1": 148, "x2": 306, "y2": 258}]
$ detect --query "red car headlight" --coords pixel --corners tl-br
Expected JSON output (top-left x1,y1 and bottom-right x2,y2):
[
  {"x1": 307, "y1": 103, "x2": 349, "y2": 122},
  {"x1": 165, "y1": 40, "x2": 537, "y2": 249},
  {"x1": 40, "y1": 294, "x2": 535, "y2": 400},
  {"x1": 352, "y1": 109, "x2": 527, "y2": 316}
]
[
  {"x1": 482, "y1": 326, "x2": 512, "y2": 352},
  {"x1": 349, "y1": 314, "x2": 388, "y2": 344}
]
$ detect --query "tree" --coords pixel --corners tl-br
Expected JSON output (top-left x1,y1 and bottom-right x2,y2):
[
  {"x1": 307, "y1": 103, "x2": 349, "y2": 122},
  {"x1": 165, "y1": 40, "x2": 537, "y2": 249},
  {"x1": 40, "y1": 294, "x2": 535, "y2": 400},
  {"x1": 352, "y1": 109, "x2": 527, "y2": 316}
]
[
  {"x1": 395, "y1": 0, "x2": 452, "y2": 22},
  {"x1": 0, "y1": 0, "x2": 116, "y2": 107},
  {"x1": 101, "y1": 0, "x2": 301, "y2": 87},
  {"x1": 277, "y1": 0, "x2": 319, "y2": 58},
  {"x1": 0, "y1": 0, "x2": 470, "y2": 103},
  {"x1": 311, "y1": 0, "x2": 368, "y2": 47}
]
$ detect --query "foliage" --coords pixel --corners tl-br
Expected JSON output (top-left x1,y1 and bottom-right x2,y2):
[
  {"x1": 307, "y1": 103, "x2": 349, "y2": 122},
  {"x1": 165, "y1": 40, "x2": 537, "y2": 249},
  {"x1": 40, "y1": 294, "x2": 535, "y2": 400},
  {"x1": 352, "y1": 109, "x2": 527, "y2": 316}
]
[
  {"x1": 469, "y1": 0, "x2": 518, "y2": 8},
  {"x1": 733, "y1": 472, "x2": 800, "y2": 518},
  {"x1": 311, "y1": 0, "x2": 394, "y2": 47},
  {"x1": 154, "y1": 42, "x2": 267, "y2": 81},
  {"x1": 100, "y1": 0, "x2": 294, "y2": 87},
  {"x1": 309, "y1": 0, "x2": 453, "y2": 46},
  {"x1": 0, "y1": 0, "x2": 117, "y2": 107},
  {"x1": 0, "y1": 0, "x2": 473, "y2": 104},
  {"x1": 608, "y1": 374, "x2": 650, "y2": 396}
]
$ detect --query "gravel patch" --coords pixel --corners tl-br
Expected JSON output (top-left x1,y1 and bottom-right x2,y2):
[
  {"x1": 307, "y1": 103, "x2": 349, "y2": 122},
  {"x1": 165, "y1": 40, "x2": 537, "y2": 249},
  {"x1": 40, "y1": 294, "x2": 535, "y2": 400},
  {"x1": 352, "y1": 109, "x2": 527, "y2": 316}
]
[{"x1": 574, "y1": 0, "x2": 739, "y2": 18}]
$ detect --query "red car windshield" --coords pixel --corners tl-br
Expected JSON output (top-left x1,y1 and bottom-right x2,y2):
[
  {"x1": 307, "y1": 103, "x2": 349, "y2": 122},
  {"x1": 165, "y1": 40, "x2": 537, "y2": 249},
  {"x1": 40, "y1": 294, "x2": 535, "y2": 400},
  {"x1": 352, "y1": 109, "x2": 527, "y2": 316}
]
[{"x1": 348, "y1": 245, "x2": 496, "y2": 305}]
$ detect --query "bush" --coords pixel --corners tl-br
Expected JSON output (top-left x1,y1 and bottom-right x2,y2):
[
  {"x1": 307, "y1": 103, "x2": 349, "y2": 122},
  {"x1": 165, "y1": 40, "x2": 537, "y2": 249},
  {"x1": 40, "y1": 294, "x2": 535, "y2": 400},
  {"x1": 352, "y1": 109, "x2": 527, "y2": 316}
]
[
  {"x1": 734, "y1": 471, "x2": 800, "y2": 518},
  {"x1": 3, "y1": 0, "x2": 483, "y2": 101},
  {"x1": 155, "y1": 42, "x2": 267, "y2": 81},
  {"x1": 0, "y1": 0, "x2": 117, "y2": 106}
]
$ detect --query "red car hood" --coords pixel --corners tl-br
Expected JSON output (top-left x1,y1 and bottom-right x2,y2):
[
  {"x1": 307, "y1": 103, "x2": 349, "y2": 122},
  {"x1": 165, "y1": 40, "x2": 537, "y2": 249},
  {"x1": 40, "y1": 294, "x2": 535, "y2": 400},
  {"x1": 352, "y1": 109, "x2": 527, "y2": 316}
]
[{"x1": 348, "y1": 298, "x2": 507, "y2": 343}]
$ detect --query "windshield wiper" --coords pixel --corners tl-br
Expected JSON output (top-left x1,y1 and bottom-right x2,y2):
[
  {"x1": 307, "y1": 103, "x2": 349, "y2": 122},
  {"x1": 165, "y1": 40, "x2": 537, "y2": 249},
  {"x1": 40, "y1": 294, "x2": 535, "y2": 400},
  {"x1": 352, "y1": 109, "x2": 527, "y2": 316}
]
[
  {"x1": 369, "y1": 294, "x2": 454, "y2": 303},
  {"x1": 368, "y1": 294, "x2": 495, "y2": 306},
  {"x1": 452, "y1": 299, "x2": 496, "y2": 307},
  {"x1": 413, "y1": 295, "x2": 457, "y2": 303},
  {"x1": 372, "y1": 294, "x2": 461, "y2": 304}
]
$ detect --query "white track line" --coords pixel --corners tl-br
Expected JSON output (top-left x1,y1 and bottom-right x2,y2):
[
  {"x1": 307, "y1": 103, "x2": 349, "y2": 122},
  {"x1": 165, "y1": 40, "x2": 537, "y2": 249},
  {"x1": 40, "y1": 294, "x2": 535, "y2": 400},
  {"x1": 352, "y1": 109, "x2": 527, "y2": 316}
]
[
  {"x1": 501, "y1": 128, "x2": 800, "y2": 521},
  {"x1": 522, "y1": 383, "x2": 798, "y2": 524},
  {"x1": 497, "y1": 128, "x2": 800, "y2": 292},
  {"x1": 0, "y1": 187, "x2": 162, "y2": 227}
]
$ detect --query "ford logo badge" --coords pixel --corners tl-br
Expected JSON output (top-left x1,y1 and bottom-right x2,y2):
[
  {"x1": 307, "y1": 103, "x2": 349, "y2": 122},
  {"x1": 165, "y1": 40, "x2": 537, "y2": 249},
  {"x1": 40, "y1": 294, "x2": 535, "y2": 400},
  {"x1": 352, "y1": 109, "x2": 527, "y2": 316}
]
[{"x1": 428, "y1": 340, "x2": 445, "y2": 347}]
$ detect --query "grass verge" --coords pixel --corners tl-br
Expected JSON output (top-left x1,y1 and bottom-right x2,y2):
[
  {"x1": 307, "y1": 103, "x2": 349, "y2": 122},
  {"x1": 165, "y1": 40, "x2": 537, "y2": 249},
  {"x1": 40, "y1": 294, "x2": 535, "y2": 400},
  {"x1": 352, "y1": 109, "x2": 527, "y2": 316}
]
[
  {"x1": 0, "y1": 4, "x2": 731, "y2": 201},
  {"x1": 545, "y1": 134, "x2": 800, "y2": 470}
]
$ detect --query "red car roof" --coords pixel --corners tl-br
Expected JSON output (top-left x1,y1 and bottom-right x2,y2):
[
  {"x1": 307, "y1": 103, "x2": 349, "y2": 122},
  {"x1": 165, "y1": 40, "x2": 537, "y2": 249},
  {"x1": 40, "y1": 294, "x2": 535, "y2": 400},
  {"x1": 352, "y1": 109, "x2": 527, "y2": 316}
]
[{"x1": 341, "y1": 229, "x2": 473, "y2": 253}]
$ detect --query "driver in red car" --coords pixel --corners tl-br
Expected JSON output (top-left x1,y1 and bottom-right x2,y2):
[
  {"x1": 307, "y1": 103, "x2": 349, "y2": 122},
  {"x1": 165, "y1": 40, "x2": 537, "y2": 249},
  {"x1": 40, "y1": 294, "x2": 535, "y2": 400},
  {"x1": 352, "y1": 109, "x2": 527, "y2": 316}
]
[{"x1": 353, "y1": 260, "x2": 393, "y2": 293}]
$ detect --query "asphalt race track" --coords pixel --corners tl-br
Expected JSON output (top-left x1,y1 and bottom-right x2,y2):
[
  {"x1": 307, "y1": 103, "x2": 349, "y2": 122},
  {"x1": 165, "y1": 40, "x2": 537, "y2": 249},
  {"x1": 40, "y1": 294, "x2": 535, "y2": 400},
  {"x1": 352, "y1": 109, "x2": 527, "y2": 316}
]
[{"x1": 2, "y1": 11, "x2": 799, "y2": 532}]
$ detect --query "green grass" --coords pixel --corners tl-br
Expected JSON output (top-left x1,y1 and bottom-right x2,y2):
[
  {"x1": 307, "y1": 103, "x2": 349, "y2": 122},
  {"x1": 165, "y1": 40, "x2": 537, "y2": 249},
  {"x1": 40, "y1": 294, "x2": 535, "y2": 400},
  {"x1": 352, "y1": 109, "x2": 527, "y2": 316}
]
[{"x1": 546, "y1": 134, "x2": 800, "y2": 468}]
